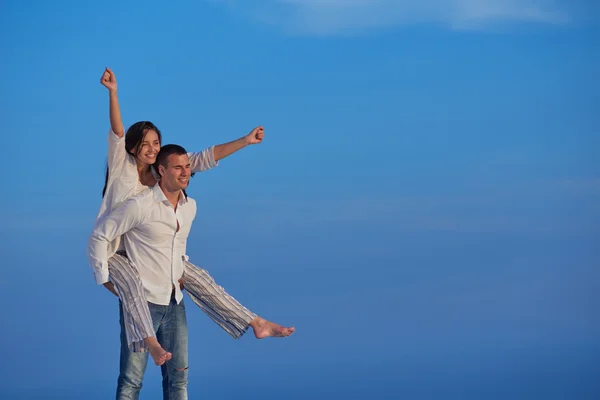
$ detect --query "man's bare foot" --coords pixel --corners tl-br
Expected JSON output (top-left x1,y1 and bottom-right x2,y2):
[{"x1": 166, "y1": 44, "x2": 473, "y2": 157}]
[
  {"x1": 249, "y1": 316, "x2": 295, "y2": 339},
  {"x1": 146, "y1": 341, "x2": 172, "y2": 366}
]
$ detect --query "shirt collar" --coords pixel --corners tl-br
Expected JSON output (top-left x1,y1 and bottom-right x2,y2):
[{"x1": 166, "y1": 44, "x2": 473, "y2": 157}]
[{"x1": 152, "y1": 184, "x2": 188, "y2": 206}]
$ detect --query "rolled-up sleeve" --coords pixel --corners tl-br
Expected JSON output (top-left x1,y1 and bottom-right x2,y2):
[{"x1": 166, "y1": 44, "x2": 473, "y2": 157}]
[
  {"x1": 188, "y1": 146, "x2": 218, "y2": 173},
  {"x1": 107, "y1": 127, "x2": 127, "y2": 172},
  {"x1": 87, "y1": 197, "x2": 146, "y2": 284}
]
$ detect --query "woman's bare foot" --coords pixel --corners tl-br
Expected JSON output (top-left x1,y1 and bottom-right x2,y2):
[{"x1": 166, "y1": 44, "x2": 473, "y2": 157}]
[
  {"x1": 145, "y1": 337, "x2": 172, "y2": 366},
  {"x1": 249, "y1": 316, "x2": 295, "y2": 339}
]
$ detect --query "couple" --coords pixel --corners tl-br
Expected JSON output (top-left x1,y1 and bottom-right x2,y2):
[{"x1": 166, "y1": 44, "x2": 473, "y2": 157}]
[{"x1": 87, "y1": 68, "x2": 294, "y2": 400}]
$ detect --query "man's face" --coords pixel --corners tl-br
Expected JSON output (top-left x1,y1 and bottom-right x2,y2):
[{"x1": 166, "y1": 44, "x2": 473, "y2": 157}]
[{"x1": 160, "y1": 153, "x2": 191, "y2": 192}]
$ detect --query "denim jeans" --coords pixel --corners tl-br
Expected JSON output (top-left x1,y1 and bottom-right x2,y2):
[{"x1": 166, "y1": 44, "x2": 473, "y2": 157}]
[{"x1": 116, "y1": 296, "x2": 189, "y2": 400}]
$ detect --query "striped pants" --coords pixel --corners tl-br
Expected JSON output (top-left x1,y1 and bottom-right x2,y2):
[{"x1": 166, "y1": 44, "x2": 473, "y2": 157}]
[{"x1": 108, "y1": 254, "x2": 257, "y2": 352}]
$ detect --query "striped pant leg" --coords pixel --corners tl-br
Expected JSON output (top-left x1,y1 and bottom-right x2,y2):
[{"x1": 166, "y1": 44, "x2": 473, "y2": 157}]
[
  {"x1": 108, "y1": 254, "x2": 155, "y2": 352},
  {"x1": 183, "y1": 260, "x2": 257, "y2": 339}
]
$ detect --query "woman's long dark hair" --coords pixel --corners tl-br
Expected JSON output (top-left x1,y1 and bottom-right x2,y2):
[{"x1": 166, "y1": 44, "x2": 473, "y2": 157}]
[{"x1": 102, "y1": 121, "x2": 162, "y2": 197}]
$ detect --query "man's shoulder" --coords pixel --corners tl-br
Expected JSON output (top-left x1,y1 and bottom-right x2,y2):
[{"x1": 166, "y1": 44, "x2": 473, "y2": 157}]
[
  {"x1": 185, "y1": 196, "x2": 197, "y2": 209},
  {"x1": 184, "y1": 195, "x2": 197, "y2": 213}
]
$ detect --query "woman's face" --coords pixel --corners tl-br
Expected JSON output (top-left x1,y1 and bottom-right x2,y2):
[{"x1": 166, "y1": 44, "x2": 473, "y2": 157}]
[{"x1": 136, "y1": 129, "x2": 161, "y2": 165}]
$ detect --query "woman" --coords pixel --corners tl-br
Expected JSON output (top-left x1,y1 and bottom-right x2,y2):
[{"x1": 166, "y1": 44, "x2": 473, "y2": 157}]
[{"x1": 93, "y1": 67, "x2": 294, "y2": 366}]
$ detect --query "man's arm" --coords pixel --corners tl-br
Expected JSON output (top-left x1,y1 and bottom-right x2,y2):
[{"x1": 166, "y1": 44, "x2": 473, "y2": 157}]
[
  {"x1": 100, "y1": 67, "x2": 125, "y2": 138},
  {"x1": 88, "y1": 196, "x2": 146, "y2": 285},
  {"x1": 213, "y1": 126, "x2": 265, "y2": 161}
]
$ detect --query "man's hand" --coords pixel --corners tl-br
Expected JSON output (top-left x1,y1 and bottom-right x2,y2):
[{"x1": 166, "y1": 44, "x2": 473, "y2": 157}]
[
  {"x1": 178, "y1": 278, "x2": 184, "y2": 290},
  {"x1": 244, "y1": 126, "x2": 265, "y2": 145},
  {"x1": 104, "y1": 282, "x2": 119, "y2": 297},
  {"x1": 100, "y1": 67, "x2": 118, "y2": 93}
]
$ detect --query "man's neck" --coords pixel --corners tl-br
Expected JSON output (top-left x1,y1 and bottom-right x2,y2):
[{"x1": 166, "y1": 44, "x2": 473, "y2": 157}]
[{"x1": 159, "y1": 182, "x2": 181, "y2": 210}]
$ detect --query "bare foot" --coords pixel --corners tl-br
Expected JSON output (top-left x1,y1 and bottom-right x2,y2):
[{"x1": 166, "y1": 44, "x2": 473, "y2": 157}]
[
  {"x1": 250, "y1": 316, "x2": 295, "y2": 339},
  {"x1": 148, "y1": 342, "x2": 172, "y2": 366}
]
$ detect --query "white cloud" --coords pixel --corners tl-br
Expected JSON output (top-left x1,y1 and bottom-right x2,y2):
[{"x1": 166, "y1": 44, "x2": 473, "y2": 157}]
[{"x1": 213, "y1": 0, "x2": 571, "y2": 35}]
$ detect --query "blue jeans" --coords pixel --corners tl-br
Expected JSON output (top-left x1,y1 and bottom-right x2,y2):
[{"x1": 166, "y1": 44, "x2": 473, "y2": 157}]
[{"x1": 116, "y1": 296, "x2": 189, "y2": 400}]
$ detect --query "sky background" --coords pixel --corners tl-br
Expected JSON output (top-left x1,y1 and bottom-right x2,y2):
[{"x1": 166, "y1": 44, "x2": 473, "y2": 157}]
[{"x1": 1, "y1": 0, "x2": 599, "y2": 399}]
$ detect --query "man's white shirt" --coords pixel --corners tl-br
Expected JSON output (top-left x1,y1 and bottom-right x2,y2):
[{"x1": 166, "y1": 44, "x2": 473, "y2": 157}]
[{"x1": 88, "y1": 184, "x2": 196, "y2": 305}]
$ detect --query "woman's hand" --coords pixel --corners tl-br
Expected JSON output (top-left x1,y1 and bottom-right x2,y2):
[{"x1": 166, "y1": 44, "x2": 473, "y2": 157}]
[{"x1": 100, "y1": 67, "x2": 118, "y2": 93}]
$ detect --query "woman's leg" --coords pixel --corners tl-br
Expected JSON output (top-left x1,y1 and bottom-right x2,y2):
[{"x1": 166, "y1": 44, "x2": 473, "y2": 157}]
[
  {"x1": 182, "y1": 259, "x2": 294, "y2": 339},
  {"x1": 108, "y1": 253, "x2": 172, "y2": 365}
]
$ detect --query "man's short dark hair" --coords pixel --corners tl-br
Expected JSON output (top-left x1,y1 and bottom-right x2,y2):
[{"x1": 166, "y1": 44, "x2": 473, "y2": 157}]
[{"x1": 156, "y1": 144, "x2": 187, "y2": 169}]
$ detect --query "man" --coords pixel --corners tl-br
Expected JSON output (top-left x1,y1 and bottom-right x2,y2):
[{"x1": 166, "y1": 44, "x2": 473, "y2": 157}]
[{"x1": 89, "y1": 144, "x2": 209, "y2": 399}]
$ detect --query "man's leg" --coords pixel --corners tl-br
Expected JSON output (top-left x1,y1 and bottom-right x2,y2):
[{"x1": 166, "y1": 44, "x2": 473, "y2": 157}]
[
  {"x1": 116, "y1": 301, "x2": 167, "y2": 400},
  {"x1": 157, "y1": 296, "x2": 189, "y2": 400},
  {"x1": 116, "y1": 301, "x2": 150, "y2": 400}
]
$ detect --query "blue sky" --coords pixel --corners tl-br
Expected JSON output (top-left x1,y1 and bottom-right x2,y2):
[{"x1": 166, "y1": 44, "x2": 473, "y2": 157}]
[{"x1": 1, "y1": 0, "x2": 598, "y2": 399}]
